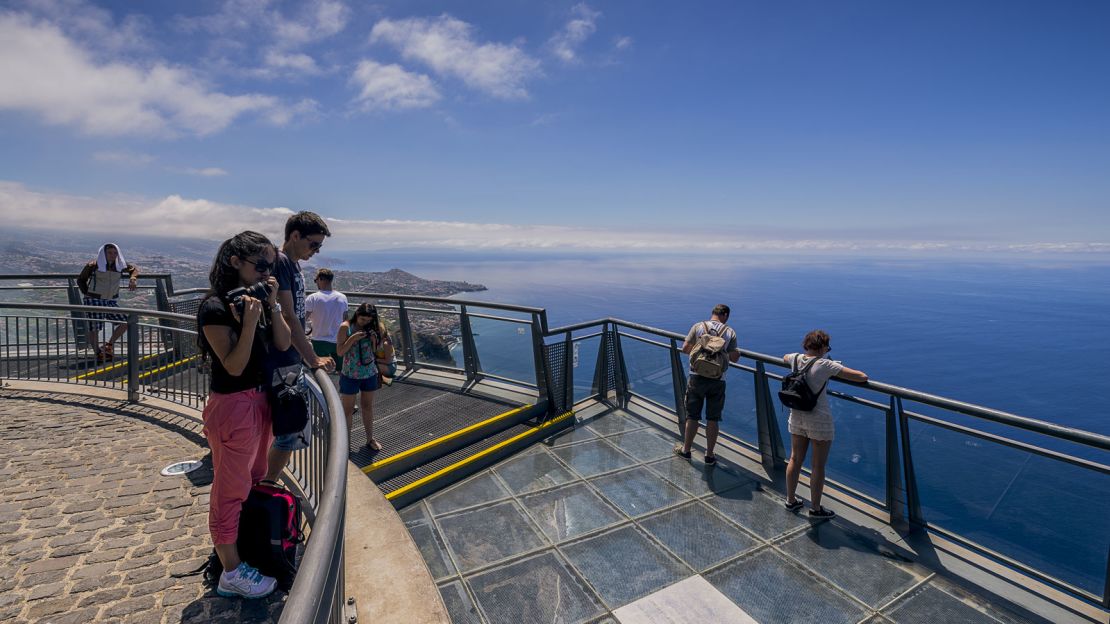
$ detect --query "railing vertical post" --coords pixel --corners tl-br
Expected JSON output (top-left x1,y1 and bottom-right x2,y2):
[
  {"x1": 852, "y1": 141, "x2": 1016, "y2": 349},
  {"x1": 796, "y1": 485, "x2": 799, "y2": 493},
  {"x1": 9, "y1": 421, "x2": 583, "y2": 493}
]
[
  {"x1": 397, "y1": 299, "x2": 416, "y2": 371},
  {"x1": 886, "y1": 396, "x2": 907, "y2": 528},
  {"x1": 669, "y1": 338, "x2": 688, "y2": 438},
  {"x1": 1103, "y1": 547, "x2": 1110, "y2": 608},
  {"x1": 612, "y1": 327, "x2": 631, "y2": 409},
  {"x1": 126, "y1": 312, "x2": 139, "y2": 403},
  {"x1": 458, "y1": 304, "x2": 480, "y2": 384},
  {"x1": 66, "y1": 278, "x2": 86, "y2": 348},
  {"x1": 530, "y1": 313, "x2": 552, "y2": 409},
  {"x1": 591, "y1": 322, "x2": 610, "y2": 404},
  {"x1": 895, "y1": 397, "x2": 924, "y2": 531},
  {"x1": 563, "y1": 332, "x2": 574, "y2": 412},
  {"x1": 154, "y1": 278, "x2": 177, "y2": 353},
  {"x1": 754, "y1": 361, "x2": 785, "y2": 468}
]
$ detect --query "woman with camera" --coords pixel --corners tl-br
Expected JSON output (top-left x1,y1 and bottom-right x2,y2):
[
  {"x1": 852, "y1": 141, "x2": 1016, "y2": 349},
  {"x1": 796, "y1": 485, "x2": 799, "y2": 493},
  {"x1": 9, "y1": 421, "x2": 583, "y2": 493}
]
[
  {"x1": 197, "y1": 231, "x2": 291, "y2": 599},
  {"x1": 336, "y1": 303, "x2": 393, "y2": 452}
]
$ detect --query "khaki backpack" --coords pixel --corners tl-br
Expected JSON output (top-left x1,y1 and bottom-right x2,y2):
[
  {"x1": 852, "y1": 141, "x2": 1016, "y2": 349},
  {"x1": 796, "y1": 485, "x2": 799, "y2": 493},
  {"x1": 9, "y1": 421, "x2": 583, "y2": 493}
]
[{"x1": 689, "y1": 322, "x2": 731, "y2": 379}]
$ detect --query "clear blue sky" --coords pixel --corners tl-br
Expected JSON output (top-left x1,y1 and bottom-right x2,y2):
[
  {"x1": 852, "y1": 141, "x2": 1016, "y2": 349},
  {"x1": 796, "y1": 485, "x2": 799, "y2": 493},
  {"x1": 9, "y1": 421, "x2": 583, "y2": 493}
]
[{"x1": 0, "y1": 0, "x2": 1107, "y2": 252}]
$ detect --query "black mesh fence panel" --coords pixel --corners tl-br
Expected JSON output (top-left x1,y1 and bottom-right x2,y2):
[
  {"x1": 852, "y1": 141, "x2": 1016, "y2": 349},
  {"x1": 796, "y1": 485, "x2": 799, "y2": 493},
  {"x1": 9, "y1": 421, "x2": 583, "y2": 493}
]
[{"x1": 544, "y1": 341, "x2": 569, "y2": 413}]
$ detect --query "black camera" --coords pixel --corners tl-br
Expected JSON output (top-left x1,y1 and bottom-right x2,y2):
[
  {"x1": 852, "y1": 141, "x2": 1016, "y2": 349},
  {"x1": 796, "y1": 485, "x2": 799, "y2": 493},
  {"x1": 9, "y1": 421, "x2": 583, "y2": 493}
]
[{"x1": 227, "y1": 282, "x2": 273, "y2": 329}]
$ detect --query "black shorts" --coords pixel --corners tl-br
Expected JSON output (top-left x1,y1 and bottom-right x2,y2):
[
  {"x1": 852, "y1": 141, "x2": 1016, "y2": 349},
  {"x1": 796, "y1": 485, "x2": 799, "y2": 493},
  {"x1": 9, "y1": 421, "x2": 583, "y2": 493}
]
[{"x1": 685, "y1": 374, "x2": 726, "y2": 422}]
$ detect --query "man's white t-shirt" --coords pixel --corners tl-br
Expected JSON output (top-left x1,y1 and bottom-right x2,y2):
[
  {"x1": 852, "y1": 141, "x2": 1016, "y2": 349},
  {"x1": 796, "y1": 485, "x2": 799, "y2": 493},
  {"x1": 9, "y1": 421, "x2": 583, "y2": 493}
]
[{"x1": 304, "y1": 290, "x2": 349, "y2": 343}]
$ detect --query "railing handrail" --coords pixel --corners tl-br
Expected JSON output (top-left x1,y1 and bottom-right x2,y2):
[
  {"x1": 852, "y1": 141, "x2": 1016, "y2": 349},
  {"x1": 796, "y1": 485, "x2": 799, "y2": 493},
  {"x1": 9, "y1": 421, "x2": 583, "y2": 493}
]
[
  {"x1": 545, "y1": 316, "x2": 1110, "y2": 452},
  {"x1": 0, "y1": 301, "x2": 194, "y2": 323},
  {"x1": 281, "y1": 369, "x2": 349, "y2": 624},
  {"x1": 341, "y1": 290, "x2": 545, "y2": 314},
  {"x1": 0, "y1": 273, "x2": 176, "y2": 280}
]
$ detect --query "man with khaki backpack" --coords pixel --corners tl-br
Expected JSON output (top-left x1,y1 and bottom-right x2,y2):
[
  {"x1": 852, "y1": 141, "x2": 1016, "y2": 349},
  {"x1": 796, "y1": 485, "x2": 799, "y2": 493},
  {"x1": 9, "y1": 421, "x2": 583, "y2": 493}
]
[{"x1": 674, "y1": 304, "x2": 740, "y2": 465}]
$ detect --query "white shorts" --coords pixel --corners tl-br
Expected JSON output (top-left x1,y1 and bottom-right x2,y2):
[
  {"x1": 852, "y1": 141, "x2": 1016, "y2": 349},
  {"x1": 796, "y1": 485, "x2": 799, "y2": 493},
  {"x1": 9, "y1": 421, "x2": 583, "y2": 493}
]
[{"x1": 788, "y1": 412, "x2": 835, "y2": 441}]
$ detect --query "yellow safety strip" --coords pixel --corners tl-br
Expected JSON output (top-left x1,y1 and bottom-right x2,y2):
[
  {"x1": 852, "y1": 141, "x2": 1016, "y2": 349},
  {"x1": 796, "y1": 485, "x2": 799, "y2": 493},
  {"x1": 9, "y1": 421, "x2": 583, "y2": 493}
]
[
  {"x1": 363, "y1": 404, "x2": 533, "y2": 475},
  {"x1": 138, "y1": 355, "x2": 199, "y2": 380},
  {"x1": 71, "y1": 351, "x2": 163, "y2": 380},
  {"x1": 385, "y1": 411, "x2": 575, "y2": 501}
]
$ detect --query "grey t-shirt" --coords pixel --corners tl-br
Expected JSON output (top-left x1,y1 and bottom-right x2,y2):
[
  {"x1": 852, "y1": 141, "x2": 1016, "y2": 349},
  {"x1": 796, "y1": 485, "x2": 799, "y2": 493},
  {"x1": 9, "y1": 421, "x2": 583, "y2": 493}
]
[
  {"x1": 686, "y1": 320, "x2": 739, "y2": 376},
  {"x1": 784, "y1": 354, "x2": 844, "y2": 420}
]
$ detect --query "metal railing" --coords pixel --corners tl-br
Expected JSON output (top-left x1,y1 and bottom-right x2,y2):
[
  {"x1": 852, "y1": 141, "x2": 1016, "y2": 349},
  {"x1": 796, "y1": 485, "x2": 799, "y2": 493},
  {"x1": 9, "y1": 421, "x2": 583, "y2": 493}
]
[
  {"x1": 0, "y1": 300, "x2": 350, "y2": 624},
  {"x1": 543, "y1": 316, "x2": 1110, "y2": 609},
  {"x1": 321, "y1": 291, "x2": 551, "y2": 401}
]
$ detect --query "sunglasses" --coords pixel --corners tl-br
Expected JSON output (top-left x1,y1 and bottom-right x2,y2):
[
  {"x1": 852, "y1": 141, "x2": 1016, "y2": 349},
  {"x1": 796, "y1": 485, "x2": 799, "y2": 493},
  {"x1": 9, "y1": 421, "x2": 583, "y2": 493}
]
[
  {"x1": 245, "y1": 258, "x2": 274, "y2": 273},
  {"x1": 307, "y1": 240, "x2": 323, "y2": 251}
]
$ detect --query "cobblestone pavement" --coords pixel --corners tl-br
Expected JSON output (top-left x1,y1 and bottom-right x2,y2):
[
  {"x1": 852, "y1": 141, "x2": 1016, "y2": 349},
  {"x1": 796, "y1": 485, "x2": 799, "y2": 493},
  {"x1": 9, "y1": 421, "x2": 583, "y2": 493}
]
[{"x1": 0, "y1": 389, "x2": 286, "y2": 623}]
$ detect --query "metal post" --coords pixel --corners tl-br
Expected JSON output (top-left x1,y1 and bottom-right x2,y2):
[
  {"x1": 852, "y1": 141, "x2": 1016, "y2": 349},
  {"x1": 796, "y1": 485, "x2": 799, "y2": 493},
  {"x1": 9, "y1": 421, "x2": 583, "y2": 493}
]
[
  {"x1": 126, "y1": 312, "x2": 140, "y2": 403},
  {"x1": 458, "y1": 305, "x2": 480, "y2": 383},
  {"x1": 530, "y1": 313, "x2": 552, "y2": 409},
  {"x1": 754, "y1": 361, "x2": 785, "y2": 468},
  {"x1": 563, "y1": 332, "x2": 574, "y2": 412},
  {"x1": 895, "y1": 397, "x2": 923, "y2": 530},
  {"x1": 612, "y1": 327, "x2": 631, "y2": 409},
  {"x1": 591, "y1": 322, "x2": 610, "y2": 403},
  {"x1": 886, "y1": 396, "x2": 907, "y2": 528},
  {"x1": 397, "y1": 300, "x2": 416, "y2": 371},
  {"x1": 66, "y1": 278, "x2": 86, "y2": 348},
  {"x1": 669, "y1": 338, "x2": 688, "y2": 438},
  {"x1": 154, "y1": 278, "x2": 177, "y2": 353},
  {"x1": 1103, "y1": 547, "x2": 1110, "y2": 608}
]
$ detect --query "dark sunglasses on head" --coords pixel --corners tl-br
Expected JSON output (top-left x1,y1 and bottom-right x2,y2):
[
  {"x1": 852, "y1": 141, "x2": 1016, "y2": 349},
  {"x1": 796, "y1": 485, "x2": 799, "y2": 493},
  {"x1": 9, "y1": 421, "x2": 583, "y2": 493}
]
[{"x1": 245, "y1": 258, "x2": 274, "y2": 273}]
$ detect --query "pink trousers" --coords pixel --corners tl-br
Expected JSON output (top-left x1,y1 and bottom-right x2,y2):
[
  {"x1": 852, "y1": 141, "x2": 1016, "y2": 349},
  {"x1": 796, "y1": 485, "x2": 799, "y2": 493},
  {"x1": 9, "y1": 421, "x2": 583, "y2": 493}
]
[{"x1": 202, "y1": 388, "x2": 272, "y2": 545}]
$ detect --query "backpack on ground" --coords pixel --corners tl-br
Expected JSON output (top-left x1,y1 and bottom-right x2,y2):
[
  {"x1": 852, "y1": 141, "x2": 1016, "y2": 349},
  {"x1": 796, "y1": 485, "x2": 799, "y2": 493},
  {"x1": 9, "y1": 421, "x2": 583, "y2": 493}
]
[
  {"x1": 239, "y1": 483, "x2": 302, "y2": 591},
  {"x1": 689, "y1": 322, "x2": 731, "y2": 379},
  {"x1": 778, "y1": 355, "x2": 827, "y2": 411},
  {"x1": 173, "y1": 483, "x2": 303, "y2": 591}
]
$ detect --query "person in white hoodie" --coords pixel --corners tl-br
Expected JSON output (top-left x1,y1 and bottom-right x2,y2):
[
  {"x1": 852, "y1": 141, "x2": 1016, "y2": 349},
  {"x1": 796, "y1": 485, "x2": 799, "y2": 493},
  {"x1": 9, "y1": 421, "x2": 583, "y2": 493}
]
[{"x1": 76, "y1": 243, "x2": 140, "y2": 361}]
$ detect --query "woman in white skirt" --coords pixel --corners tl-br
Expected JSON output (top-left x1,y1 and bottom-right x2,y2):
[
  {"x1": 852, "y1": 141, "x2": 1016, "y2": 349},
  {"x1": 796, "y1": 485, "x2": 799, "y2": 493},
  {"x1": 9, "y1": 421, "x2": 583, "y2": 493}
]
[{"x1": 782, "y1": 330, "x2": 868, "y2": 519}]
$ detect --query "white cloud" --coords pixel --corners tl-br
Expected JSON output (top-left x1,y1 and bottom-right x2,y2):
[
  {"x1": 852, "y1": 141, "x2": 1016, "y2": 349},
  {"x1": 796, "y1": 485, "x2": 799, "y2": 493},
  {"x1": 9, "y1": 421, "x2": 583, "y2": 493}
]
[
  {"x1": 614, "y1": 35, "x2": 633, "y2": 51},
  {"x1": 177, "y1": 0, "x2": 349, "y2": 78},
  {"x1": 4, "y1": 181, "x2": 1108, "y2": 256},
  {"x1": 92, "y1": 150, "x2": 156, "y2": 166},
  {"x1": 547, "y1": 3, "x2": 600, "y2": 64},
  {"x1": 0, "y1": 13, "x2": 307, "y2": 137},
  {"x1": 350, "y1": 60, "x2": 440, "y2": 111},
  {"x1": 370, "y1": 15, "x2": 541, "y2": 100},
  {"x1": 168, "y1": 167, "x2": 229, "y2": 177},
  {"x1": 0, "y1": 181, "x2": 291, "y2": 241},
  {"x1": 11, "y1": 0, "x2": 152, "y2": 55},
  {"x1": 263, "y1": 50, "x2": 322, "y2": 75},
  {"x1": 178, "y1": 0, "x2": 349, "y2": 46}
]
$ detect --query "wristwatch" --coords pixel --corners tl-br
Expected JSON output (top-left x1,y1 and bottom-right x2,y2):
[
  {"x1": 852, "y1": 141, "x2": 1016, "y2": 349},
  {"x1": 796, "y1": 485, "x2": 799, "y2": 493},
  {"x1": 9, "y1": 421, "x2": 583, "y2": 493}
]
[{"x1": 272, "y1": 302, "x2": 283, "y2": 313}]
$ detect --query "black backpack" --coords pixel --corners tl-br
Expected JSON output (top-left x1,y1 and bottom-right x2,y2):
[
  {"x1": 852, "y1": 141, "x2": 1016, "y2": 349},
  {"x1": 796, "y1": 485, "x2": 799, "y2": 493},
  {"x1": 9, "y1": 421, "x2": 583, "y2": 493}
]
[
  {"x1": 778, "y1": 355, "x2": 827, "y2": 411},
  {"x1": 174, "y1": 483, "x2": 303, "y2": 591}
]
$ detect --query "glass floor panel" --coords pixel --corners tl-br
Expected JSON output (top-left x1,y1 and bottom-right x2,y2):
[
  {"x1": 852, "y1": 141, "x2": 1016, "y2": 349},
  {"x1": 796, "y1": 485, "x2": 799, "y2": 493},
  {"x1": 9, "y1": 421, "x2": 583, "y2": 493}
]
[{"x1": 400, "y1": 408, "x2": 1056, "y2": 624}]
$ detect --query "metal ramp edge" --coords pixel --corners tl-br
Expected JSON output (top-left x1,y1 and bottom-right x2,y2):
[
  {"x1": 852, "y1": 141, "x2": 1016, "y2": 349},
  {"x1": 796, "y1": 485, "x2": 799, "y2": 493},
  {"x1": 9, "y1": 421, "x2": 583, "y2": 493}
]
[
  {"x1": 362, "y1": 402, "x2": 546, "y2": 483},
  {"x1": 379, "y1": 411, "x2": 575, "y2": 509}
]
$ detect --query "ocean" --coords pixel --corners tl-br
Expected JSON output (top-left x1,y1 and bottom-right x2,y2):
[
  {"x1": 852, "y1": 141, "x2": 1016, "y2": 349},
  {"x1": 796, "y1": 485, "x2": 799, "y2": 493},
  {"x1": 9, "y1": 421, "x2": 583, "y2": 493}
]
[
  {"x1": 333, "y1": 250, "x2": 1110, "y2": 595},
  {"x1": 336, "y1": 251, "x2": 1110, "y2": 432}
]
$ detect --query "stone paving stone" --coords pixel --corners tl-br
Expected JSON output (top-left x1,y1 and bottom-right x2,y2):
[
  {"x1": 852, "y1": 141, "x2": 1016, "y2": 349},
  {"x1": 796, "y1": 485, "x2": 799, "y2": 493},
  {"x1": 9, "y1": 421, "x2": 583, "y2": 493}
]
[{"x1": 0, "y1": 390, "x2": 284, "y2": 623}]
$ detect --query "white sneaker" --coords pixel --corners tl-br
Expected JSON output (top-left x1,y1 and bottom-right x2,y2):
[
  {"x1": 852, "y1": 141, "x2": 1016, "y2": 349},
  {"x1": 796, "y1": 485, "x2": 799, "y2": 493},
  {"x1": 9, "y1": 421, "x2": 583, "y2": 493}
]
[{"x1": 217, "y1": 562, "x2": 277, "y2": 599}]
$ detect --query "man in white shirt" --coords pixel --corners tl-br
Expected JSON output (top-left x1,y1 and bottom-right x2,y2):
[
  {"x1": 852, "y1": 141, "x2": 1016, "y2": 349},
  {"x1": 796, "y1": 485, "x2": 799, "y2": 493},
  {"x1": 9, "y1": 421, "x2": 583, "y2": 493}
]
[{"x1": 305, "y1": 268, "x2": 349, "y2": 369}]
